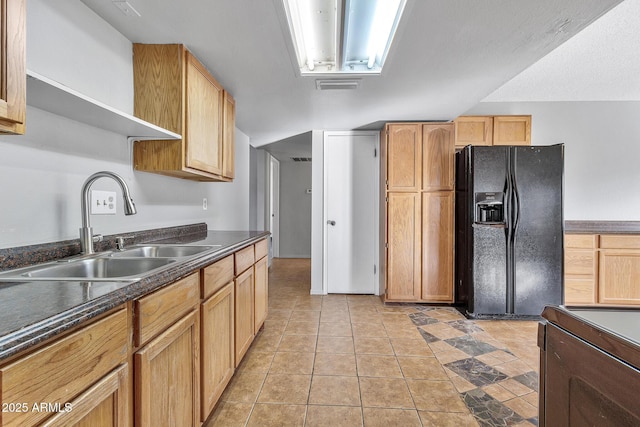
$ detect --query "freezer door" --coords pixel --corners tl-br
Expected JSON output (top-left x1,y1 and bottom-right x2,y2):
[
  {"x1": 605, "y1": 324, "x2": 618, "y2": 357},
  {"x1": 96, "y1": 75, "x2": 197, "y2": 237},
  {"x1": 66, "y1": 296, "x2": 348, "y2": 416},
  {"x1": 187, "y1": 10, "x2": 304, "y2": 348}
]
[
  {"x1": 512, "y1": 145, "x2": 564, "y2": 315},
  {"x1": 469, "y1": 146, "x2": 509, "y2": 315}
]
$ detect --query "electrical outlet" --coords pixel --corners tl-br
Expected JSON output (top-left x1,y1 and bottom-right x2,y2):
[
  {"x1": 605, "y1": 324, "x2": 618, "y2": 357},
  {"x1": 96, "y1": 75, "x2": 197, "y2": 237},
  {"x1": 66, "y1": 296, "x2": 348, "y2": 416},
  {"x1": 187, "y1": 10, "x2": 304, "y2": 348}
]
[
  {"x1": 202, "y1": 198, "x2": 208, "y2": 210},
  {"x1": 91, "y1": 190, "x2": 117, "y2": 215}
]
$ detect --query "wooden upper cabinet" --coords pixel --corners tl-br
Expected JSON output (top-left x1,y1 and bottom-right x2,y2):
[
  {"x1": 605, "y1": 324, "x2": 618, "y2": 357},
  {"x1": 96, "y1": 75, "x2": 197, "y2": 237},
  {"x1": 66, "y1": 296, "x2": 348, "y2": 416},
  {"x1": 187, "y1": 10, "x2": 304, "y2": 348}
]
[
  {"x1": 222, "y1": 91, "x2": 236, "y2": 179},
  {"x1": 492, "y1": 115, "x2": 531, "y2": 146},
  {"x1": 185, "y1": 51, "x2": 223, "y2": 176},
  {"x1": 422, "y1": 123, "x2": 454, "y2": 191},
  {"x1": 386, "y1": 124, "x2": 422, "y2": 191},
  {"x1": 0, "y1": 0, "x2": 26, "y2": 135},
  {"x1": 132, "y1": 44, "x2": 234, "y2": 182},
  {"x1": 454, "y1": 115, "x2": 531, "y2": 147},
  {"x1": 454, "y1": 116, "x2": 493, "y2": 148}
]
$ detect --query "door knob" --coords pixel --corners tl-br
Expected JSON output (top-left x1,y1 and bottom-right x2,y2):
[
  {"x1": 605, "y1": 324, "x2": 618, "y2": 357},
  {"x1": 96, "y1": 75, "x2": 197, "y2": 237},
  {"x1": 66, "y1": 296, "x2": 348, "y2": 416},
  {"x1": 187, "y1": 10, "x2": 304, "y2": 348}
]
[{"x1": 327, "y1": 220, "x2": 336, "y2": 226}]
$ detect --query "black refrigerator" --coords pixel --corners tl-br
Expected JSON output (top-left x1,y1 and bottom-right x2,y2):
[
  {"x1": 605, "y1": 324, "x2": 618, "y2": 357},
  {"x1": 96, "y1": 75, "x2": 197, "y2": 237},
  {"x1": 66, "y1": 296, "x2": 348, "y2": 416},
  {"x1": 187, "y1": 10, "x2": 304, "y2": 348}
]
[{"x1": 455, "y1": 144, "x2": 564, "y2": 318}]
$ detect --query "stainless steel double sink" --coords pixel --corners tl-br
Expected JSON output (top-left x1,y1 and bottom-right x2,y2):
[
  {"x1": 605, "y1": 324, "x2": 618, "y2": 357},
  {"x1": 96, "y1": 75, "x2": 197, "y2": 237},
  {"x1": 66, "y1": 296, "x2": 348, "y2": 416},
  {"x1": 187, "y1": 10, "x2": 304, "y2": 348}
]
[{"x1": 0, "y1": 244, "x2": 221, "y2": 282}]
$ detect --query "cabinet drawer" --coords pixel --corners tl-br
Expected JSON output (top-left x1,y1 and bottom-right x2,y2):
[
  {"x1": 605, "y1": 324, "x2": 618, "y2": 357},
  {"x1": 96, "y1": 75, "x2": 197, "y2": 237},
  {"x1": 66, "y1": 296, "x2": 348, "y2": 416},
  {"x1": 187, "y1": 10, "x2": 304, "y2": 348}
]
[
  {"x1": 202, "y1": 255, "x2": 234, "y2": 299},
  {"x1": 564, "y1": 278, "x2": 596, "y2": 305},
  {"x1": 565, "y1": 250, "x2": 597, "y2": 276},
  {"x1": 135, "y1": 272, "x2": 199, "y2": 346},
  {"x1": 565, "y1": 234, "x2": 597, "y2": 249},
  {"x1": 235, "y1": 245, "x2": 255, "y2": 275},
  {"x1": 0, "y1": 308, "x2": 128, "y2": 427},
  {"x1": 255, "y1": 238, "x2": 268, "y2": 260},
  {"x1": 599, "y1": 235, "x2": 640, "y2": 250}
]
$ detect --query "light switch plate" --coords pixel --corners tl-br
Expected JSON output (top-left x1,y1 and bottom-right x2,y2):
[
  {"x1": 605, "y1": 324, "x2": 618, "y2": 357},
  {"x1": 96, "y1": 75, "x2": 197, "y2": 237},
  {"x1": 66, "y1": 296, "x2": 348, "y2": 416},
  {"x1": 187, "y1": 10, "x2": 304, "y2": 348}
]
[{"x1": 91, "y1": 190, "x2": 117, "y2": 215}]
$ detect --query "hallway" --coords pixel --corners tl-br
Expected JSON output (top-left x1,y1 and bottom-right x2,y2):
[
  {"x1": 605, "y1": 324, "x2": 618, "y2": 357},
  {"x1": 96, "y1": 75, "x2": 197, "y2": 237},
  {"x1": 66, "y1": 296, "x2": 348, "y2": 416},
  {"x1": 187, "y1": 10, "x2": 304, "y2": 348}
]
[{"x1": 207, "y1": 258, "x2": 540, "y2": 426}]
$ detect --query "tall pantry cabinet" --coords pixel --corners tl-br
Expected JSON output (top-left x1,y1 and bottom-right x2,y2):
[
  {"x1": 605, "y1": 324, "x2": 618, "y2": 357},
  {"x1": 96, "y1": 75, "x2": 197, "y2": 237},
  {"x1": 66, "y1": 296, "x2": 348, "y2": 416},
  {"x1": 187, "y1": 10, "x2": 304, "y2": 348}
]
[{"x1": 382, "y1": 123, "x2": 455, "y2": 302}]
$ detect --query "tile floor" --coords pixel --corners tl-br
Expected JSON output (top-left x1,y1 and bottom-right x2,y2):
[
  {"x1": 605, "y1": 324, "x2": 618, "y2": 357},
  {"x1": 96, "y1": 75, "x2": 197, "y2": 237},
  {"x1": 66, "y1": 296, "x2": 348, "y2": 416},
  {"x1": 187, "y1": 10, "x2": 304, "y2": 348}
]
[{"x1": 206, "y1": 258, "x2": 541, "y2": 427}]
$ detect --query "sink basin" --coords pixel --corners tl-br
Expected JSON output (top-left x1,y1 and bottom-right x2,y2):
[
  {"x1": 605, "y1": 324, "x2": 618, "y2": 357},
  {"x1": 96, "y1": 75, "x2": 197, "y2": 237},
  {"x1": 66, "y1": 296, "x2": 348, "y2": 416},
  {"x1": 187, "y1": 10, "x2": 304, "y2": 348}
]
[
  {"x1": 12, "y1": 257, "x2": 176, "y2": 281},
  {"x1": 110, "y1": 245, "x2": 219, "y2": 258}
]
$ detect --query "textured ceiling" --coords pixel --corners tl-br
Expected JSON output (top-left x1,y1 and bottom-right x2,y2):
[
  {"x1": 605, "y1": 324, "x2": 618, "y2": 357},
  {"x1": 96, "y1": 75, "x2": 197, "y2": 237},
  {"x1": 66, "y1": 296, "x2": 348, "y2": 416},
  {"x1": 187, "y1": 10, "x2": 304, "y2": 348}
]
[
  {"x1": 484, "y1": 0, "x2": 640, "y2": 102},
  {"x1": 81, "y1": 0, "x2": 622, "y2": 147}
]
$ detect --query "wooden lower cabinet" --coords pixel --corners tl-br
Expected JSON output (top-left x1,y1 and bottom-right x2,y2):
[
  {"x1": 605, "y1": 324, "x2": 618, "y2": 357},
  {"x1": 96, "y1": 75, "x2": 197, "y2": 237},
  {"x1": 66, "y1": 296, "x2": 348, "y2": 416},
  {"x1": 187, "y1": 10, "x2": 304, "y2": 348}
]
[
  {"x1": 0, "y1": 308, "x2": 128, "y2": 427},
  {"x1": 386, "y1": 192, "x2": 454, "y2": 302},
  {"x1": 234, "y1": 267, "x2": 254, "y2": 366},
  {"x1": 565, "y1": 233, "x2": 640, "y2": 306},
  {"x1": 254, "y1": 255, "x2": 268, "y2": 333},
  {"x1": 540, "y1": 319, "x2": 640, "y2": 426},
  {"x1": 0, "y1": 240, "x2": 271, "y2": 427},
  {"x1": 135, "y1": 310, "x2": 200, "y2": 427},
  {"x1": 386, "y1": 192, "x2": 421, "y2": 300},
  {"x1": 201, "y1": 282, "x2": 234, "y2": 421},
  {"x1": 421, "y1": 192, "x2": 454, "y2": 302},
  {"x1": 42, "y1": 364, "x2": 129, "y2": 427},
  {"x1": 599, "y1": 250, "x2": 640, "y2": 305}
]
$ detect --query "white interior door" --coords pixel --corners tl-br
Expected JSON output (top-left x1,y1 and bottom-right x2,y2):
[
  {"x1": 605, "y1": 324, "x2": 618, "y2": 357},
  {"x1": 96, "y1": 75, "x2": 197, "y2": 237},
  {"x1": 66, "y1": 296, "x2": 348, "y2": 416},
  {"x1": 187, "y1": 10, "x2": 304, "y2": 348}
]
[
  {"x1": 324, "y1": 132, "x2": 379, "y2": 294},
  {"x1": 269, "y1": 156, "x2": 280, "y2": 258}
]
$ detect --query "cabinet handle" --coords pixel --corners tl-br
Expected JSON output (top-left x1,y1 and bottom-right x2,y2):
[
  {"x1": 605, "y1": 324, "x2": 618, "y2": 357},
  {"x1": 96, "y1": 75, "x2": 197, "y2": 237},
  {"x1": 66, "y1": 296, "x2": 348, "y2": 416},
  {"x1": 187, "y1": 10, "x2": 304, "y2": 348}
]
[{"x1": 327, "y1": 220, "x2": 336, "y2": 226}]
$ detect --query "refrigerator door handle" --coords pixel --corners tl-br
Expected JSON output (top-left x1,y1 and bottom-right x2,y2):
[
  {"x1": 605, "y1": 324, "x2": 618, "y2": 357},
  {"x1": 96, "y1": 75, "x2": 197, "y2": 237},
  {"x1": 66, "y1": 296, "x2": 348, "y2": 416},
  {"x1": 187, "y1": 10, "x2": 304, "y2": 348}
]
[{"x1": 512, "y1": 167, "x2": 521, "y2": 236}]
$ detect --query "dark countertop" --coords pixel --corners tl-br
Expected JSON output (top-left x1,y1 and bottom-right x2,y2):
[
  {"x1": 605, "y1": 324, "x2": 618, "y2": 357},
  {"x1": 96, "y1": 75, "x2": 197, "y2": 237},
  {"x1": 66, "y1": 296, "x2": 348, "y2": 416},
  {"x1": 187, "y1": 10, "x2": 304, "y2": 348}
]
[
  {"x1": 542, "y1": 305, "x2": 640, "y2": 368},
  {"x1": 0, "y1": 229, "x2": 269, "y2": 361},
  {"x1": 565, "y1": 220, "x2": 640, "y2": 234}
]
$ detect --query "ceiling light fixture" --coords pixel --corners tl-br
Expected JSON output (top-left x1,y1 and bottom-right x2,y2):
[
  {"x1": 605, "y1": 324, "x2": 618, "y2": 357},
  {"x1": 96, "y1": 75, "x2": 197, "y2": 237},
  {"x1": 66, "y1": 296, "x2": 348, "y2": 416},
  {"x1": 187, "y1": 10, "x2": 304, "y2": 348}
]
[{"x1": 282, "y1": 0, "x2": 407, "y2": 75}]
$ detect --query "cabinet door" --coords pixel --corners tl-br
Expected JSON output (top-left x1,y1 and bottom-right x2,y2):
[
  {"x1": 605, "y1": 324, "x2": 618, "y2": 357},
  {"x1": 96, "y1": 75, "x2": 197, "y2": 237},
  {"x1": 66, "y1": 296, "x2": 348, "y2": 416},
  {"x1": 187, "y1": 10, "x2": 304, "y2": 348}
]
[
  {"x1": 387, "y1": 124, "x2": 422, "y2": 191},
  {"x1": 0, "y1": 0, "x2": 26, "y2": 134},
  {"x1": 41, "y1": 365, "x2": 129, "y2": 427},
  {"x1": 422, "y1": 123, "x2": 454, "y2": 191},
  {"x1": 599, "y1": 251, "x2": 640, "y2": 305},
  {"x1": 222, "y1": 91, "x2": 236, "y2": 179},
  {"x1": 386, "y1": 192, "x2": 421, "y2": 301},
  {"x1": 542, "y1": 323, "x2": 640, "y2": 426},
  {"x1": 135, "y1": 310, "x2": 200, "y2": 427},
  {"x1": 235, "y1": 267, "x2": 255, "y2": 365},
  {"x1": 492, "y1": 115, "x2": 531, "y2": 146},
  {"x1": 254, "y1": 255, "x2": 269, "y2": 333},
  {"x1": 185, "y1": 51, "x2": 223, "y2": 175},
  {"x1": 201, "y1": 283, "x2": 234, "y2": 421},
  {"x1": 0, "y1": 309, "x2": 128, "y2": 427},
  {"x1": 422, "y1": 192, "x2": 454, "y2": 302},
  {"x1": 454, "y1": 116, "x2": 492, "y2": 148}
]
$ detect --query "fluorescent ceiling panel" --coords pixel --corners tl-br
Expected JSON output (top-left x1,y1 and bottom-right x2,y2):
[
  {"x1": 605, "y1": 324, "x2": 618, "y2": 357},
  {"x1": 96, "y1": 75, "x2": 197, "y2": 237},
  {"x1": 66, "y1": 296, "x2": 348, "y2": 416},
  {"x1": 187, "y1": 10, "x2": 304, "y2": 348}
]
[{"x1": 282, "y1": 0, "x2": 406, "y2": 75}]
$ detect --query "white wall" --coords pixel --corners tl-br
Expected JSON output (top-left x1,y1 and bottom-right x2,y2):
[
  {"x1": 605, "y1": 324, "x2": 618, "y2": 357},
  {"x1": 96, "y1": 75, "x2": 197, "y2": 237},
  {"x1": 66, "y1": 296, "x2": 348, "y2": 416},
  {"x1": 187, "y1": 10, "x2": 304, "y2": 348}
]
[
  {"x1": 466, "y1": 101, "x2": 640, "y2": 221},
  {"x1": 310, "y1": 130, "x2": 324, "y2": 294},
  {"x1": 0, "y1": 0, "x2": 250, "y2": 249},
  {"x1": 279, "y1": 161, "x2": 312, "y2": 257}
]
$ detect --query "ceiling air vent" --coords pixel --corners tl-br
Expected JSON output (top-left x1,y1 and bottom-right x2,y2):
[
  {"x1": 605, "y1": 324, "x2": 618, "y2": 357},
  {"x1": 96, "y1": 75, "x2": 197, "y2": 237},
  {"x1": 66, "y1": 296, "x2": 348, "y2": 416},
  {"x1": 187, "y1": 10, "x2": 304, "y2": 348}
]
[
  {"x1": 315, "y1": 79, "x2": 361, "y2": 90},
  {"x1": 291, "y1": 157, "x2": 312, "y2": 162}
]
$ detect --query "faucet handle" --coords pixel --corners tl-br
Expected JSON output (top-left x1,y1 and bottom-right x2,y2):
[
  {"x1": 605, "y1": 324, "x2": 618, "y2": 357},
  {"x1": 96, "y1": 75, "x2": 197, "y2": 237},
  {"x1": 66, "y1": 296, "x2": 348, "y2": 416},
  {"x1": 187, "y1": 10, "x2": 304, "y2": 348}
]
[
  {"x1": 116, "y1": 237, "x2": 125, "y2": 251},
  {"x1": 92, "y1": 234, "x2": 103, "y2": 244}
]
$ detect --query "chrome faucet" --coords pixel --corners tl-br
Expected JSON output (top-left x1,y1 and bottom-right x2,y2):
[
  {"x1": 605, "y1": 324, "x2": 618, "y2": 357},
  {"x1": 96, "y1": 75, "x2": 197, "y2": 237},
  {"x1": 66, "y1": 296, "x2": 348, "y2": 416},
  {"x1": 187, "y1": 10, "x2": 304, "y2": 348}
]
[{"x1": 79, "y1": 171, "x2": 137, "y2": 254}]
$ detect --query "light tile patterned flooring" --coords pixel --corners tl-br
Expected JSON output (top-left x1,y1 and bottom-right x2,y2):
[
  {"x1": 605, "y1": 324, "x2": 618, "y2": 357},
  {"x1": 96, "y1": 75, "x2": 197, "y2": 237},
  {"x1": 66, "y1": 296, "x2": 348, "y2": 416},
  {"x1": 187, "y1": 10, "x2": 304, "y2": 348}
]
[{"x1": 206, "y1": 258, "x2": 540, "y2": 426}]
